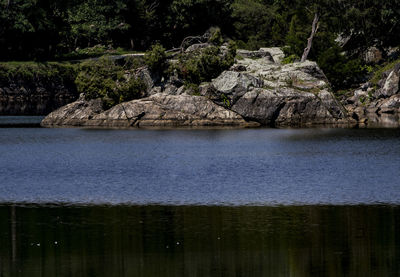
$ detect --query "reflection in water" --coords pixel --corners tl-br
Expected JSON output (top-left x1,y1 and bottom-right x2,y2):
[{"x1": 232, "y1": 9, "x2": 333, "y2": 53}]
[{"x1": 1, "y1": 205, "x2": 399, "y2": 277}]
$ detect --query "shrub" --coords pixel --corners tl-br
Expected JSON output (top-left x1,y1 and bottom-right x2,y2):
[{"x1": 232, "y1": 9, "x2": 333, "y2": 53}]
[
  {"x1": 174, "y1": 44, "x2": 236, "y2": 85},
  {"x1": 282, "y1": 54, "x2": 299, "y2": 64},
  {"x1": 0, "y1": 62, "x2": 77, "y2": 85},
  {"x1": 75, "y1": 57, "x2": 146, "y2": 109},
  {"x1": 317, "y1": 45, "x2": 366, "y2": 90},
  {"x1": 144, "y1": 44, "x2": 167, "y2": 74},
  {"x1": 370, "y1": 58, "x2": 400, "y2": 86},
  {"x1": 208, "y1": 27, "x2": 224, "y2": 46}
]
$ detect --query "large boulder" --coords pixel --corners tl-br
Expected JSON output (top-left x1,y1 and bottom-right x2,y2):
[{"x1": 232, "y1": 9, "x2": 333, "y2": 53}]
[
  {"x1": 207, "y1": 71, "x2": 264, "y2": 106},
  {"x1": 259, "y1": 47, "x2": 285, "y2": 64},
  {"x1": 41, "y1": 93, "x2": 258, "y2": 128},
  {"x1": 206, "y1": 52, "x2": 349, "y2": 126},
  {"x1": 231, "y1": 88, "x2": 346, "y2": 126},
  {"x1": 379, "y1": 69, "x2": 399, "y2": 98},
  {"x1": 41, "y1": 97, "x2": 104, "y2": 126}
]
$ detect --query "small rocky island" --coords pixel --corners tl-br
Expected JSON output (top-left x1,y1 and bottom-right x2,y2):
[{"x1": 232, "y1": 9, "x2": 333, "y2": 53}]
[
  {"x1": 41, "y1": 47, "x2": 369, "y2": 128},
  {"x1": 41, "y1": 45, "x2": 400, "y2": 128}
]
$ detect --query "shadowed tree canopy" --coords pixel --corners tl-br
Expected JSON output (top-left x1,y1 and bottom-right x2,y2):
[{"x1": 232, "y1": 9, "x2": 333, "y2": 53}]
[{"x1": 0, "y1": 0, "x2": 399, "y2": 90}]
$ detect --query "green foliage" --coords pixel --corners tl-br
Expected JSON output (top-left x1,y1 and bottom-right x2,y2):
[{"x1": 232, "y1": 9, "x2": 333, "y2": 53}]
[
  {"x1": 0, "y1": 61, "x2": 77, "y2": 85},
  {"x1": 184, "y1": 83, "x2": 200, "y2": 96},
  {"x1": 282, "y1": 54, "x2": 299, "y2": 64},
  {"x1": 75, "y1": 57, "x2": 146, "y2": 109},
  {"x1": 144, "y1": 44, "x2": 167, "y2": 74},
  {"x1": 208, "y1": 27, "x2": 224, "y2": 46},
  {"x1": 221, "y1": 94, "x2": 231, "y2": 108},
  {"x1": 370, "y1": 58, "x2": 400, "y2": 86},
  {"x1": 285, "y1": 15, "x2": 307, "y2": 57},
  {"x1": 174, "y1": 45, "x2": 236, "y2": 85},
  {"x1": 1, "y1": 0, "x2": 399, "y2": 92},
  {"x1": 317, "y1": 44, "x2": 365, "y2": 90},
  {"x1": 231, "y1": 0, "x2": 275, "y2": 50},
  {"x1": 58, "y1": 45, "x2": 132, "y2": 60},
  {"x1": 67, "y1": 0, "x2": 129, "y2": 49}
]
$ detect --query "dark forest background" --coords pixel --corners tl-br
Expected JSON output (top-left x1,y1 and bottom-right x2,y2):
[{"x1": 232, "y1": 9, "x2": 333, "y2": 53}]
[{"x1": 1, "y1": 0, "x2": 400, "y2": 89}]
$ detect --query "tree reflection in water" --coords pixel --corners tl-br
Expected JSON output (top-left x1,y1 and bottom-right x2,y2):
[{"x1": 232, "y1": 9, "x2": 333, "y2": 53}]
[{"x1": 1, "y1": 205, "x2": 399, "y2": 277}]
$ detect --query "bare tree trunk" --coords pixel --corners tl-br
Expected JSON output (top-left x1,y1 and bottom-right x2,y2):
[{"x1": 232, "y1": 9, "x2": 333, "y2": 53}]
[{"x1": 301, "y1": 12, "x2": 319, "y2": 62}]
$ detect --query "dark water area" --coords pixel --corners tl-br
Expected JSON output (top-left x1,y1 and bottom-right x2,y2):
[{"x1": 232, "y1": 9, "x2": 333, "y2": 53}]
[
  {"x1": 1, "y1": 205, "x2": 400, "y2": 277},
  {"x1": 0, "y1": 116, "x2": 44, "y2": 128},
  {"x1": 1, "y1": 120, "x2": 400, "y2": 276}
]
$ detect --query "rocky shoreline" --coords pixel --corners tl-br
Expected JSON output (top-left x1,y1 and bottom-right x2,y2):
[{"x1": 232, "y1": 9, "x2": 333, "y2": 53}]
[
  {"x1": 40, "y1": 47, "x2": 400, "y2": 128},
  {"x1": 0, "y1": 63, "x2": 79, "y2": 115}
]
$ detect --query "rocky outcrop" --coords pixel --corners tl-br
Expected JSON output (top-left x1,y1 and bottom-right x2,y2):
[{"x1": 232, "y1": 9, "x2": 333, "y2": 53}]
[
  {"x1": 202, "y1": 51, "x2": 349, "y2": 126},
  {"x1": 345, "y1": 62, "x2": 400, "y2": 127},
  {"x1": 0, "y1": 66, "x2": 79, "y2": 115},
  {"x1": 42, "y1": 47, "x2": 354, "y2": 128},
  {"x1": 0, "y1": 82, "x2": 78, "y2": 115},
  {"x1": 41, "y1": 93, "x2": 258, "y2": 128}
]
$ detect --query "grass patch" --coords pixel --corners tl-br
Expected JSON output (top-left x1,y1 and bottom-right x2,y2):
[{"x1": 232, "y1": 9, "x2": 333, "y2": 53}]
[{"x1": 57, "y1": 45, "x2": 139, "y2": 60}]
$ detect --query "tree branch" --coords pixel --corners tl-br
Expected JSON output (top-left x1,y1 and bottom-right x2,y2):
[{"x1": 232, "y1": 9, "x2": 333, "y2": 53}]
[{"x1": 301, "y1": 12, "x2": 320, "y2": 62}]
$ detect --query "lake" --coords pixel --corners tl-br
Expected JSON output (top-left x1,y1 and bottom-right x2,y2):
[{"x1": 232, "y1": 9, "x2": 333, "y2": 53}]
[{"x1": 0, "y1": 119, "x2": 400, "y2": 276}]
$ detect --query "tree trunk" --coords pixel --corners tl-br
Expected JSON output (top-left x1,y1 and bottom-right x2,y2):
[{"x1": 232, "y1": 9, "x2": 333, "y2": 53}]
[{"x1": 301, "y1": 12, "x2": 319, "y2": 62}]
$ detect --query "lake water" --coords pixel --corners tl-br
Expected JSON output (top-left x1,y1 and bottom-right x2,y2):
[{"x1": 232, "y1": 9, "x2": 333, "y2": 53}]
[{"x1": 0, "y1": 121, "x2": 400, "y2": 276}]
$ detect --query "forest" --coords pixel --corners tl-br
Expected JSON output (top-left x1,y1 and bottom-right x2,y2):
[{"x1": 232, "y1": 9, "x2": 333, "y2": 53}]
[{"x1": 1, "y1": 0, "x2": 400, "y2": 89}]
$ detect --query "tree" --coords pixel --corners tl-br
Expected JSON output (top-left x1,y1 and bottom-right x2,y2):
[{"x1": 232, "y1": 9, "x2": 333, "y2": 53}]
[
  {"x1": 231, "y1": 0, "x2": 275, "y2": 49},
  {"x1": 301, "y1": 11, "x2": 319, "y2": 62},
  {"x1": 67, "y1": 0, "x2": 129, "y2": 49}
]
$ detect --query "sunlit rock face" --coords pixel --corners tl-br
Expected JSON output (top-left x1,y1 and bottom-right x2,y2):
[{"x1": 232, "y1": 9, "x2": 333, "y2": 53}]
[
  {"x1": 41, "y1": 93, "x2": 258, "y2": 128},
  {"x1": 204, "y1": 49, "x2": 349, "y2": 127}
]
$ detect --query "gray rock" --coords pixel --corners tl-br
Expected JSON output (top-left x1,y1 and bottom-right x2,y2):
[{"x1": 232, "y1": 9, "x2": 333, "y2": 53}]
[
  {"x1": 378, "y1": 95, "x2": 400, "y2": 113},
  {"x1": 210, "y1": 71, "x2": 263, "y2": 106},
  {"x1": 135, "y1": 67, "x2": 155, "y2": 94},
  {"x1": 185, "y1": 43, "x2": 211, "y2": 53},
  {"x1": 236, "y1": 49, "x2": 274, "y2": 62},
  {"x1": 363, "y1": 46, "x2": 383, "y2": 64},
  {"x1": 163, "y1": 84, "x2": 179, "y2": 95},
  {"x1": 41, "y1": 93, "x2": 259, "y2": 128},
  {"x1": 41, "y1": 46, "x2": 354, "y2": 128},
  {"x1": 0, "y1": 76, "x2": 79, "y2": 115},
  {"x1": 380, "y1": 69, "x2": 399, "y2": 98},
  {"x1": 41, "y1": 98, "x2": 104, "y2": 126},
  {"x1": 207, "y1": 57, "x2": 347, "y2": 126},
  {"x1": 231, "y1": 88, "x2": 347, "y2": 126},
  {"x1": 259, "y1": 47, "x2": 285, "y2": 64}
]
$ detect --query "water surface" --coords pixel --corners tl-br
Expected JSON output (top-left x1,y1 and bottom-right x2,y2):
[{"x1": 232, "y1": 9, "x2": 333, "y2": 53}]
[
  {"x1": 1, "y1": 204, "x2": 400, "y2": 277},
  {"x1": 1, "y1": 124, "x2": 400, "y2": 276},
  {"x1": 0, "y1": 127, "x2": 399, "y2": 205}
]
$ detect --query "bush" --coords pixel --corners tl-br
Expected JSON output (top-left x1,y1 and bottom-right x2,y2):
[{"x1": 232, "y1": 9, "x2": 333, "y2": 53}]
[
  {"x1": 208, "y1": 27, "x2": 224, "y2": 46},
  {"x1": 317, "y1": 45, "x2": 366, "y2": 90},
  {"x1": 144, "y1": 44, "x2": 167, "y2": 74},
  {"x1": 0, "y1": 62, "x2": 77, "y2": 85},
  {"x1": 75, "y1": 57, "x2": 146, "y2": 109},
  {"x1": 174, "y1": 44, "x2": 236, "y2": 85}
]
